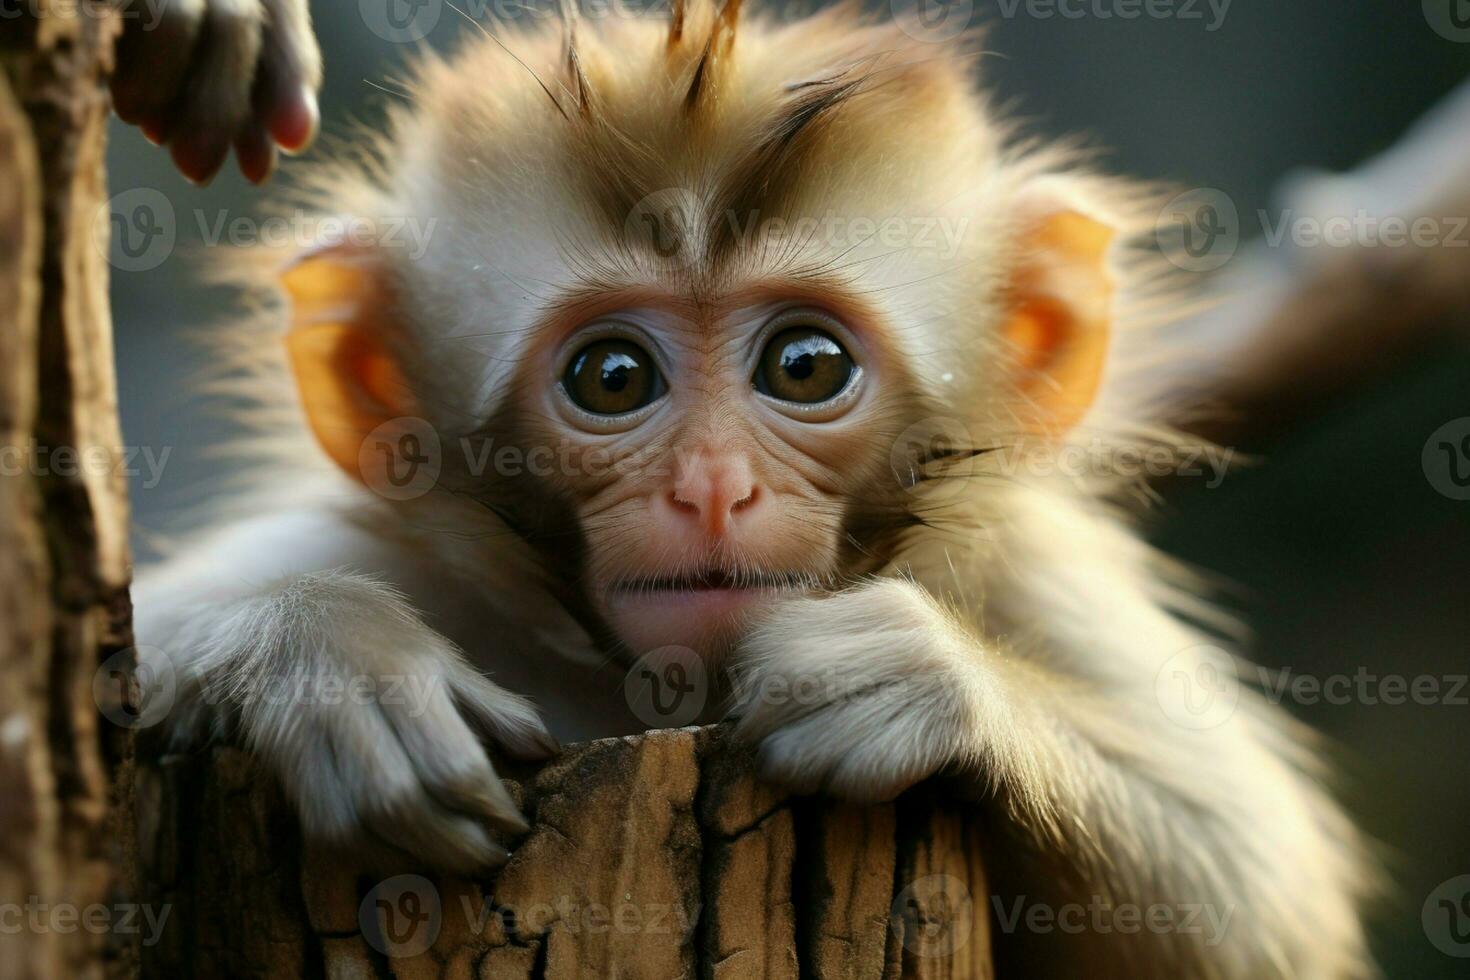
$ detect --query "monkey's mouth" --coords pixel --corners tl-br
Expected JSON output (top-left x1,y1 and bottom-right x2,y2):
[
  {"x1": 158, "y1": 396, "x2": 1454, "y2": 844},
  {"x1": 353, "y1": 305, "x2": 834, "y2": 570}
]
[
  {"x1": 602, "y1": 567, "x2": 813, "y2": 655},
  {"x1": 615, "y1": 568, "x2": 810, "y2": 594}
]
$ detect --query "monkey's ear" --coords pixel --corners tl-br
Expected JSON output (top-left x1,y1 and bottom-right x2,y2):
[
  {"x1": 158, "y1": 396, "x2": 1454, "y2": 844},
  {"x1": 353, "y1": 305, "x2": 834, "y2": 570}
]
[
  {"x1": 1002, "y1": 182, "x2": 1117, "y2": 434},
  {"x1": 281, "y1": 247, "x2": 417, "y2": 480}
]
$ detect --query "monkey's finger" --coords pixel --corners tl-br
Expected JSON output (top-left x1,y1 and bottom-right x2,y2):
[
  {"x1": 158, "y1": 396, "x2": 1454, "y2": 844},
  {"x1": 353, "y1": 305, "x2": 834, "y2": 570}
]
[
  {"x1": 253, "y1": 0, "x2": 322, "y2": 153},
  {"x1": 167, "y1": 0, "x2": 264, "y2": 185},
  {"x1": 321, "y1": 702, "x2": 514, "y2": 871},
  {"x1": 755, "y1": 701, "x2": 947, "y2": 803},
  {"x1": 450, "y1": 664, "x2": 561, "y2": 762},
  {"x1": 380, "y1": 688, "x2": 531, "y2": 836},
  {"x1": 110, "y1": 0, "x2": 207, "y2": 133},
  {"x1": 366, "y1": 800, "x2": 512, "y2": 872},
  {"x1": 234, "y1": 119, "x2": 277, "y2": 185}
]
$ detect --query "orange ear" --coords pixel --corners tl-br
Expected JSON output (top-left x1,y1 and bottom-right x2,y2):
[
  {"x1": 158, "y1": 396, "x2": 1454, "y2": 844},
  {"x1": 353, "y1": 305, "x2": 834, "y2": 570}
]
[
  {"x1": 281, "y1": 248, "x2": 417, "y2": 481},
  {"x1": 1004, "y1": 203, "x2": 1115, "y2": 434}
]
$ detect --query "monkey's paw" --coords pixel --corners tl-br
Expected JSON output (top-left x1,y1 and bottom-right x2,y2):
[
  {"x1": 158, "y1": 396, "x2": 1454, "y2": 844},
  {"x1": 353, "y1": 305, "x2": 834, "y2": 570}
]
[
  {"x1": 111, "y1": 0, "x2": 322, "y2": 184},
  {"x1": 146, "y1": 573, "x2": 558, "y2": 871},
  {"x1": 726, "y1": 580, "x2": 980, "y2": 802}
]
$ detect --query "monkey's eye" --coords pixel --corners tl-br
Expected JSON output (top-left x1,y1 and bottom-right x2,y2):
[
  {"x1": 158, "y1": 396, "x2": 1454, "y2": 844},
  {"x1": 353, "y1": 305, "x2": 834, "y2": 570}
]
[
  {"x1": 754, "y1": 327, "x2": 855, "y2": 405},
  {"x1": 563, "y1": 339, "x2": 664, "y2": 416}
]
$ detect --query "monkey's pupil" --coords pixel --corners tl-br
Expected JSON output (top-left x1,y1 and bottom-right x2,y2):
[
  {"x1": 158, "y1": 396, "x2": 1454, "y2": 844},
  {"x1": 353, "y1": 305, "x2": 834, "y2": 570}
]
[
  {"x1": 758, "y1": 327, "x2": 853, "y2": 405},
  {"x1": 783, "y1": 353, "x2": 815, "y2": 381},
  {"x1": 565, "y1": 340, "x2": 661, "y2": 416},
  {"x1": 601, "y1": 355, "x2": 633, "y2": 392}
]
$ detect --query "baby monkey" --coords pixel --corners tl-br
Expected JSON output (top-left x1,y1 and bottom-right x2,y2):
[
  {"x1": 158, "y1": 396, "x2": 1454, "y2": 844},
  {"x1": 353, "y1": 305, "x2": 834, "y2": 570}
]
[{"x1": 127, "y1": 1, "x2": 1373, "y2": 976}]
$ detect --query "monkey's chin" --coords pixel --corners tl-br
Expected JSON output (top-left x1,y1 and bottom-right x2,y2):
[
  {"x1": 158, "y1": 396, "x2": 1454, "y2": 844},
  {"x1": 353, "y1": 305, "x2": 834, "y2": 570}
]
[{"x1": 605, "y1": 588, "x2": 784, "y2": 660}]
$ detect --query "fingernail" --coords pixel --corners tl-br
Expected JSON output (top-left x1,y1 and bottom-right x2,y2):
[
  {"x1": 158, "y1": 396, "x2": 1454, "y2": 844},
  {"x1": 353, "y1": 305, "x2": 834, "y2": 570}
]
[{"x1": 270, "y1": 84, "x2": 319, "y2": 155}]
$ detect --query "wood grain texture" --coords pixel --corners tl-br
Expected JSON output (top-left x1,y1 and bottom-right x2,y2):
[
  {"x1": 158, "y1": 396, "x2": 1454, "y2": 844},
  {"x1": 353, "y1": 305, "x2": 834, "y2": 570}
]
[
  {"x1": 138, "y1": 727, "x2": 993, "y2": 979},
  {"x1": 0, "y1": 4, "x2": 132, "y2": 979}
]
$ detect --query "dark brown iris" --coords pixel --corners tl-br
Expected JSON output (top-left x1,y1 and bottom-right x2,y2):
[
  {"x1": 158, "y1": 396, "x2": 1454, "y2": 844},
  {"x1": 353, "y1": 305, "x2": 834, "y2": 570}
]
[
  {"x1": 756, "y1": 327, "x2": 854, "y2": 404},
  {"x1": 564, "y1": 339, "x2": 662, "y2": 415}
]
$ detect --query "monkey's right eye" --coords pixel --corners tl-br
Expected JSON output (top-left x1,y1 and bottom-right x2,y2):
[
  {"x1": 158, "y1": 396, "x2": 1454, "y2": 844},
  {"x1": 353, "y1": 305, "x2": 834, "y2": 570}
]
[{"x1": 563, "y1": 339, "x2": 665, "y2": 416}]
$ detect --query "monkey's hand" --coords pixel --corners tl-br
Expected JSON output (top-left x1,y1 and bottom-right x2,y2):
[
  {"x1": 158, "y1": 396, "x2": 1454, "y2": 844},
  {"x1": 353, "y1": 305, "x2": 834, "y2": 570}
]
[
  {"x1": 137, "y1": 571, "x2": 556, "y2": 871},
  {"x1": 727, "y1": 579, "x2": 985, "y2": 802},
  {"x1": 111, "y1": 0, "x2": 322, "y2": 185}
]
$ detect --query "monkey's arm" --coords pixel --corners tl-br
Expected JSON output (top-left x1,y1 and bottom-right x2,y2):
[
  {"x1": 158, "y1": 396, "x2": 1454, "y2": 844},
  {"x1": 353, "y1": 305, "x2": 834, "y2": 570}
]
[
  {"x1": 132, "y1": 509, "x2": 556, "y2": 870},
  {"x1": 730, "y1": 579, "x2": 1368, "y2": 978},
  {"x1": 111, "y1": 0, "x2": 321, "y2": 184}
]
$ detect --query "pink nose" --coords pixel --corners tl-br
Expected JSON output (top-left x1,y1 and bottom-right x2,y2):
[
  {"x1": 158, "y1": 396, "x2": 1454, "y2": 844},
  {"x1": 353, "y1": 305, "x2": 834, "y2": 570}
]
[{"x1": 666, "y1": 452, "x2": 762, "y2": 538}]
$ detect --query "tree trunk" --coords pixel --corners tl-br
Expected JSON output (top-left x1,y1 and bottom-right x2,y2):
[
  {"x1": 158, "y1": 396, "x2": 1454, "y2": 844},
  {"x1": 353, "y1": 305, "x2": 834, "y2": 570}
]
[
  {"x1": 137, "y1": 727, "x2": 994, "y2": 979},
  {"x1": 0, "y1": 4, "x2": 134, "y2": 980}
]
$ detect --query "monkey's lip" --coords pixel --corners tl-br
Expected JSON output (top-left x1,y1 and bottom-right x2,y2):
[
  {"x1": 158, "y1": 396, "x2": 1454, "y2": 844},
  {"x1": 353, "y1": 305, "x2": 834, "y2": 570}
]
[
  {"x1": 613, "y1": 569, "x2": 810, "y2": 594},
  {"x1": 604, "y1": 570, "x2": 808, "y2": 652}
]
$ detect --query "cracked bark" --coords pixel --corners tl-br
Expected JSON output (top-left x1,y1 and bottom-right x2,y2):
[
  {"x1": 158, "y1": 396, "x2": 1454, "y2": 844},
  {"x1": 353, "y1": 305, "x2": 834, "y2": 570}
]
[
  {"x1": 138, "y1": 727, "x2": 993, "y2": 979},
  {"x1": 0, "y1": 5, "x2": 134, "y2": 979}
]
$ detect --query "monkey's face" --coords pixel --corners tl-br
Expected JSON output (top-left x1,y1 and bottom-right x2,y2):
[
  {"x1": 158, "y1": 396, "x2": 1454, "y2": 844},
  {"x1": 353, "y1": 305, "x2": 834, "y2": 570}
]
[
  {"x1": 497, "y1": 291, "x2": 918, "y2": 659},
  {"x1": 278, "y1": 8, "x2": 1120, "y2": 665}
]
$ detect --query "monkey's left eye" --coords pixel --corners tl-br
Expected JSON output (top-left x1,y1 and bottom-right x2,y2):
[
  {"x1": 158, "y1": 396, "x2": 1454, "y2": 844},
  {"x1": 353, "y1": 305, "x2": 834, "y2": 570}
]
[
  {"x1": 754, "y1": 327, "x2": 855, "y2": 405},
  {"x1": 563, "y1": 339, "x2": 665, "y2": 416}
]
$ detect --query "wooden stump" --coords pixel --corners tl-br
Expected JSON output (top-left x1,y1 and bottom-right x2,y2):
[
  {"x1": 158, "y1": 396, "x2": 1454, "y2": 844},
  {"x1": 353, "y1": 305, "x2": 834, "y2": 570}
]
[
  {"x1": 138, "y1": 727, "x2": 993, "y2": 979},
  {"x1": 0, "y1": 6, "x2": 133, "y2": 980}
]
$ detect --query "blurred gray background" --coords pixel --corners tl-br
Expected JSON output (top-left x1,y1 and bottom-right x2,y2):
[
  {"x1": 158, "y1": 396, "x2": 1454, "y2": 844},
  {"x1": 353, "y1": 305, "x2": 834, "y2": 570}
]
[{"x1": 108, "y1": 2, "x2": 1470, "y2": 975}]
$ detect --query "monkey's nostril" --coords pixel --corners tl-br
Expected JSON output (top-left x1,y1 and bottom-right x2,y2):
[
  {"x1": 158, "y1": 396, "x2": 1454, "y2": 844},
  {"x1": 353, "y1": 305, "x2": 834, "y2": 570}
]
[
  {"x1": 668, "y1": 490, "x2": 700, "y2": 515},
  {"x1": 731, "y1": 486, "x2": 759, "y2": 513}
]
